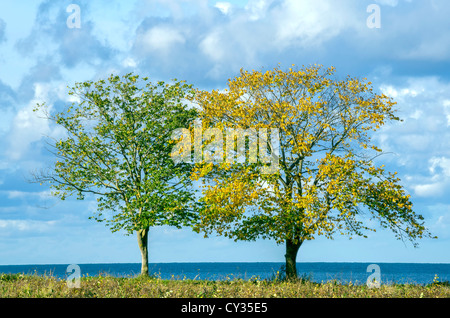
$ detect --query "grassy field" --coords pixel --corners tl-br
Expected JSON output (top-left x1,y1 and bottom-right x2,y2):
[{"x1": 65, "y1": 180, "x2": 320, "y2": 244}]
[{"x1": 1, "y1": 273, "x2": 449, "y2": 298}]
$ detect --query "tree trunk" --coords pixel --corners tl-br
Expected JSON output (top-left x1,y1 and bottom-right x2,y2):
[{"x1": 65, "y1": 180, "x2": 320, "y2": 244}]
[
  {"x1": 285, "y1": 238, "x2": 302, "y2": 280},
  {"x1": 137, "y1": 227, "x2": 149, "y2": 276}
]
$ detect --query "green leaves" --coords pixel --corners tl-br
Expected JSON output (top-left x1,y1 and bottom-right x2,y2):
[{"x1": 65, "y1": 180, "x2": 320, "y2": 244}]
[
  {"x1": 35, "y1": 73, "x2": 199, "y2": 235},
  {"x1": 33, "y1": 67, "x2": 435, "y2": 265}
]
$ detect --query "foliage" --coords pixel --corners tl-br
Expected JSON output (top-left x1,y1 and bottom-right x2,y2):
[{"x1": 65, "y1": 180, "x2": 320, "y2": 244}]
[
  {"x1": 33, "y1": 73, "x2": 199, "y2": 234},
  {"x1": 190, "y1": 64, "x2": 434, "y2": 247}
]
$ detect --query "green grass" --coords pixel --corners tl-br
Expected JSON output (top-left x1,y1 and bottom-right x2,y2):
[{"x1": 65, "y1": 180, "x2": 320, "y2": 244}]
[{"x1": 1, "y1": 272, "x2": 449, "y2": 298}]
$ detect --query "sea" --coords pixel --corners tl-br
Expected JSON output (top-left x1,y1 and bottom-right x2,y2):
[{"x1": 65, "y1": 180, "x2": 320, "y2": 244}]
[{"x1": 1, "y1": 262, "x2": 450, "y2": 285}]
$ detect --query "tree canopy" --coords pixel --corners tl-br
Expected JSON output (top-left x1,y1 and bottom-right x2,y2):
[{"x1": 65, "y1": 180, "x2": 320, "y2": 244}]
[
  {"x1": 34, "y1": 73, "x2": 199, "y2": 275},
  {"x1": 188, "y1": 64, "x2": 434, "y2": 279}
]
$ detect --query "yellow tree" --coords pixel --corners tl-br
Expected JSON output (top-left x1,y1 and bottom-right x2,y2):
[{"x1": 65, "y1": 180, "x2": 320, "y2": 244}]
[{"x1": 189, "y1": 65, "x2": 435, "y2": 279}]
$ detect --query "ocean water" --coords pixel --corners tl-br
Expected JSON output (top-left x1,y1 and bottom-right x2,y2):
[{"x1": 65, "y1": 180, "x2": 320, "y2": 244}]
[{"x1": 1, "y1": 262, "x2": 449, "y2": 285}]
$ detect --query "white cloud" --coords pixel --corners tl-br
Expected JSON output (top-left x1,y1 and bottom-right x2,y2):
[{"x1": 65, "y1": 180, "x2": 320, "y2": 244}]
[
  {"x1": 215, "y1": 2, "x2": 232, "y2": 15},
  {"x1": 443, "y1": 100, "x2": 450, "y2": 126},
  {"x1": 134, "y1": 0, "x2": 368, "y2": 80},
  {"x1": 0, "y1": 106, "x2": 14, "y2": 135},
  {"x1": 429, "y1": 157, "x2": 450, "y2": 178},
  {"x1": 6, "y1": 84, "x2": 51, "y2": 160},
  {"x1": 1, "y1": 0, "x2": 450, "y2": 264},
  {"x1": 6, "y1": 190, "x2": 52, "y2": 200},
  {"x1": 436, "y1": 213, "x2": 450, "y2": 230},
  {"x1": 404, "y1": 156, "x2": 450, "y2": 198},
  {"x1": 122, "y1": 57, "x2": 137, "y2": 68},
  {"x1": 373, "y1": 77, "x2": 450, "y2": 202},
  {"x1": 0, "y1": 219, "x2": 57, "y2": 233},
  {"x1": 199, "y1": 31, "x2": 226, "y2": 62},
  {"x1": 380, "y1": 85, "x2": 399, "y2": 98},
  {"x1": 380, "y1": 85, "x2": 423, "y2": 100},
  {"x1": 271, "y1": 0, "x2": 357, "y2": 47},
  {"x1": 138, "y1": 26, "x2": 185, "y2": 53},
  {"x1": 425, "y1": 204, "x2": 450, "y2": 239},
  {"x1": 375, "y1": 0, "x2": 399, "y2": 7},
  {"x1": 413, "y1": 182, "x2": 445, "y2": 197},
  {"x1": 245, "y1": 0, "x2": 273, "y2": 21},
  {"x1": 4, "y1": 82, "x2": 68, "y2": 161}
]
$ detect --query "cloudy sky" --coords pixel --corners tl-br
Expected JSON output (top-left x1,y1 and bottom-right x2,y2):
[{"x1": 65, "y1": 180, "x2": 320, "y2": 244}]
[{"x1": 0, "y1": 0, "x2": 449, "y2": 266}]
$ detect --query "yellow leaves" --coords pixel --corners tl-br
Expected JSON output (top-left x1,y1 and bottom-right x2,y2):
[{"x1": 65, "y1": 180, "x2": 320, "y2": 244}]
[
  {"x1": 195, "y1": 64, "x2": 337, "y2": 130},
  {"x1": 191, "y1": 63, "x2": 432, "y2": 245}
]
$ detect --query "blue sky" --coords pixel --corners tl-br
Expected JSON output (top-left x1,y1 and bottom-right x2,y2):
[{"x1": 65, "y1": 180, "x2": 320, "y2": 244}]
[{"x1": 1, "y1": 0, "x2": 450, "y2": 266}]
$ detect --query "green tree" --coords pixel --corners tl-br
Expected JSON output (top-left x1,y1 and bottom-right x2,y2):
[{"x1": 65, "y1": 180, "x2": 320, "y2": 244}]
[
  {"x1": 190, "y1": 65, "x2": 435, "y2": 279},
  {"x1": 33, "y1": 73, "x2": 199, "y2": 276}
]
